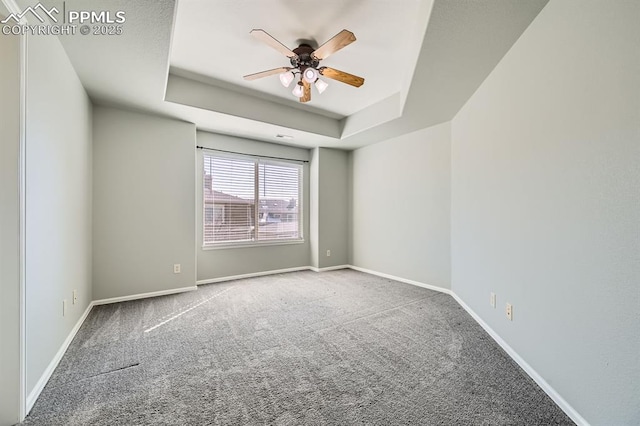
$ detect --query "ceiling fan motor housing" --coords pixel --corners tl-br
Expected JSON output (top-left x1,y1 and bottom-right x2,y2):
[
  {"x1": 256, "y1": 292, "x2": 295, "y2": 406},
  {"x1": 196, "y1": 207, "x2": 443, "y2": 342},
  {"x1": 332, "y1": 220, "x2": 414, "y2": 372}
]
[{"x1": 291, "y1": 44, "x2": 320, "y2": 72}]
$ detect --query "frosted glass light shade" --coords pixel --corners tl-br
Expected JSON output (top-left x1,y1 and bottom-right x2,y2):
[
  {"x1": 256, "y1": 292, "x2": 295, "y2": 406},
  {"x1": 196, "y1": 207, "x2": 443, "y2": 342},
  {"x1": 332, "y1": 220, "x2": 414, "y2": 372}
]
[
  {"x1": 315, "y1": 78, "x2": 328, "y2": 94},
  {"x1": 292, "y1": 83, "x2": 304, "y2": 97},
  {"x1": 279, "y1": 71, "x2": 295, "y2": 87},
  {"x1": 302, "y1": 67, "x2": 319, "y2": 83}
]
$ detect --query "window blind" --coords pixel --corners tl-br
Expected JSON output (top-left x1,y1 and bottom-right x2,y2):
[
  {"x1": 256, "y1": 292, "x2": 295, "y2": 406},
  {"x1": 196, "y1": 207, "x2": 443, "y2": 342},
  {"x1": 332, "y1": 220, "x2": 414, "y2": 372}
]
[{"x1": 203, "y1": 152, "x2": 302, "y2": 245}]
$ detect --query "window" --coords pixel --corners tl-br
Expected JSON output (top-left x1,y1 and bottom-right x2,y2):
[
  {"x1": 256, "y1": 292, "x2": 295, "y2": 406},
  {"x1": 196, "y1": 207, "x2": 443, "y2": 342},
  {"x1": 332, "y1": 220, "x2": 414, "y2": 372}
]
[{"x1": 203, "y1": 152, "x2": 303, "y2": 246}]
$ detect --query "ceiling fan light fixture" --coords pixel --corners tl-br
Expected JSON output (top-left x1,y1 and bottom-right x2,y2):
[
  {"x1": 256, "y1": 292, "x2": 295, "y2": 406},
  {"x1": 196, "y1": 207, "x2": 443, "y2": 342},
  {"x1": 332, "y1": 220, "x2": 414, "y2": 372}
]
[
  {"x1": 292, "y1": 82, "x2": 304, "y2": 98},
  {"x1": 244, "y1": 29, "x2": 364, "y2": 104},
  {"x1": 302, "y1": 67, "x2": 319, "y2": 84},
  {"x1": 279, "y1": 71, "x2": 295, "y2": 87},
  {"x1": 315, "y1": 78, "x2": 329, "y2": 94}
]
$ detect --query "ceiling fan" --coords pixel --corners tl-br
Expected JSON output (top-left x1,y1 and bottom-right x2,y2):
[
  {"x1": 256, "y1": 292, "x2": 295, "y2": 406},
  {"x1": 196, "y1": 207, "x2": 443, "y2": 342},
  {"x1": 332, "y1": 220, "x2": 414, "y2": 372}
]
[{"x1": 243, "y1": 29, "x2": 365, "y2": 103}]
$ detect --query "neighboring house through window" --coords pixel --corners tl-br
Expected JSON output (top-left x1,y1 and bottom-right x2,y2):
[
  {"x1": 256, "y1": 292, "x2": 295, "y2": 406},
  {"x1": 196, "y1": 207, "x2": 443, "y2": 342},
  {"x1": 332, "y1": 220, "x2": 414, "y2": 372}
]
[{"x1": 203, "y1": 151, "x2": 303, "y2": 246}]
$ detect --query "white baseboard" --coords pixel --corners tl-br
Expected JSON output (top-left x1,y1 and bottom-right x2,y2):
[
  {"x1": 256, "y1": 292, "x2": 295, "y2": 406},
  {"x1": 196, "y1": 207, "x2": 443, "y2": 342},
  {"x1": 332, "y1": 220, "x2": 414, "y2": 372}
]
[
  {"x1": 26, "y1": 285, "x2": 198, "y2": 413},
  {"x1": 450, "y1": 293, "x2": 589, "y2": 426},
  {"x1": 347, "y1": 265, "x2": 452, "y2": 295},
  {"x1": 92, "y1": 286, "x2": 197, "y2": 306},
  {"x1": 30, "y1": 266, "x2": 339, "y2": 412},
  {"x1": 196, "y1": 266, "x2": 310, "y2": 285},
  {"x1": 347, "y1": 264, "x2": 587, "y2": 425},
  {"x1": 26, "y1": 301, "x2": 94, "y2": 414},
  {"x1": 26, "y1": 267, "x2": 587, "y2": 425},
  {"x1": 309, "y1": 264, "x2": 350, "y2": 273},
  {"x1": 198, "y1": 264, "x2": 348, "y2": 282}
]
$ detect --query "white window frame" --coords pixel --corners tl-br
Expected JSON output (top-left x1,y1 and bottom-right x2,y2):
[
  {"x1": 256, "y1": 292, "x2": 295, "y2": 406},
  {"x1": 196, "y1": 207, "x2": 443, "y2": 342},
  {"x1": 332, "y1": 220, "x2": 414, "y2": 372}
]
[{"x1": 202, "y1": 151, "x2": 304, "y2": 249}]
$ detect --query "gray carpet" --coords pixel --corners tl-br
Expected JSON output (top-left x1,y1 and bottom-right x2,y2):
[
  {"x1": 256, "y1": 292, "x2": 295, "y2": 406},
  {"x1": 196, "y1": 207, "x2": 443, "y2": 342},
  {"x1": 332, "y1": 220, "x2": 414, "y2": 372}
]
[{"x1": 22, "y1": 270, "x2": 574, "y2": 425}]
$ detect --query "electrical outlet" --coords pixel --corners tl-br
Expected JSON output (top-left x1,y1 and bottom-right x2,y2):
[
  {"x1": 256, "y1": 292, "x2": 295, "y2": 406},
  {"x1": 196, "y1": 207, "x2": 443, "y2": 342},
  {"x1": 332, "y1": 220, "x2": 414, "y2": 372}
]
[
  {"x1": 490, "y1": 292, "x2": 496, "y2": 308},
  {"x1": 506, "y1": 303, "x2": 513, "y2": 321},
  {"x1": 73, "y1": 290, "x2": 78, "y2": 305},
  {"x1": 63, "y1": 299, "x2": 67, "y2": 317},
  {"x1": 173, "y1": 264, "x2": 181, "y2": 274},
  {"x1": 326, "y1": 250, "x2": 331, "y2": 257}
]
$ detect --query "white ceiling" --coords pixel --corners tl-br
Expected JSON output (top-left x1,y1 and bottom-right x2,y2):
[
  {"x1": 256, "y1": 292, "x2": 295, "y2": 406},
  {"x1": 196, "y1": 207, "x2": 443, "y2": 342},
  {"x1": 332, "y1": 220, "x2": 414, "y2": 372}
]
[
  {"x1": 32, "y1": 0, "x2": 549, "y2": 150},
  {"x1": 170, "y1": 0, "x2": 425, "y2": 118}
]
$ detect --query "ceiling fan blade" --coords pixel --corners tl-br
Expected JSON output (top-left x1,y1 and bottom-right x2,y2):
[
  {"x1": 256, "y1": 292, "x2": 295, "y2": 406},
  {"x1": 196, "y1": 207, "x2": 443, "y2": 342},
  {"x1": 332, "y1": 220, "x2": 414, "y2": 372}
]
[
  {"x1": 319, "y1": 67, "x2": 364, "y2": 87},
  {"x1": 250, "y1": 29, "x2": 298, "y2": 59},
  {"x1": 312, "y1": 29, "x2": 356, "y2": 60},
  {"x1": 300, "y1": 81, "x2": 311, "y2": 103},
  {"x1": 243, "y1": 67, "x2": 292, "y2": 81}
]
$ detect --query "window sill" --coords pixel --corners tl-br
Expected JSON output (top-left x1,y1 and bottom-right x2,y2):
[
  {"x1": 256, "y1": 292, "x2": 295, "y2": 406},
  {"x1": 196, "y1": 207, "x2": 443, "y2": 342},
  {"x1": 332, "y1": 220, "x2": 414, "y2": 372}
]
[{"x1": 202, "y1": 239, "x2": 305, "y2": 251}]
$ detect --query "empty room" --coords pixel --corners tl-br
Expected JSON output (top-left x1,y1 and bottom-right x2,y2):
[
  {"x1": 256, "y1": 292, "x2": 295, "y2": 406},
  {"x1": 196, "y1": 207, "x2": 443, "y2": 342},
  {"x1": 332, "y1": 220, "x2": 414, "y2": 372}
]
[{"x1": 1, "y1": 0, "x2": 638, "y2": 425}]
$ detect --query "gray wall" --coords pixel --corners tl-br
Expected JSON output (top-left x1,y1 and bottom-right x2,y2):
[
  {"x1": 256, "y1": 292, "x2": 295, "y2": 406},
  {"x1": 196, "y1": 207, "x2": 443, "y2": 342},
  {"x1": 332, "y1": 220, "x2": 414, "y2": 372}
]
[
  {"x1": 309, "y1": 148, "x2": 320, "y2": 268},
  {"x1": 312, "y1": 148, "x2": 349, "y2": 269},
  {"x1": 93, "y1": 107, "x2": 196, "y2": 300},
  {"x1": 24, "y1": 33, "x2": 93, "y2": 395},
  {"x1": 450, "y1": 1, "x2": 640, "y2": 424},
  {"x1": 350, "y1": 122, "x2": 452, "y2": 289},
  {"x1": 0, "y1": 14, "x2": 22, "y2": 425},
  {"x1": 196, "y1": 132, "x2": 310, "y2": 281}
]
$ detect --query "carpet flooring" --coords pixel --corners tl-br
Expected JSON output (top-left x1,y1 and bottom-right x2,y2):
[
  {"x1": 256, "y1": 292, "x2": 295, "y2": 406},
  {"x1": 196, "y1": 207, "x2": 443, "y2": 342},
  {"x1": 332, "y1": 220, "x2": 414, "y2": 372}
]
[{"x1": 22, "y1": 270, "x2": 574, "y2": 425}]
